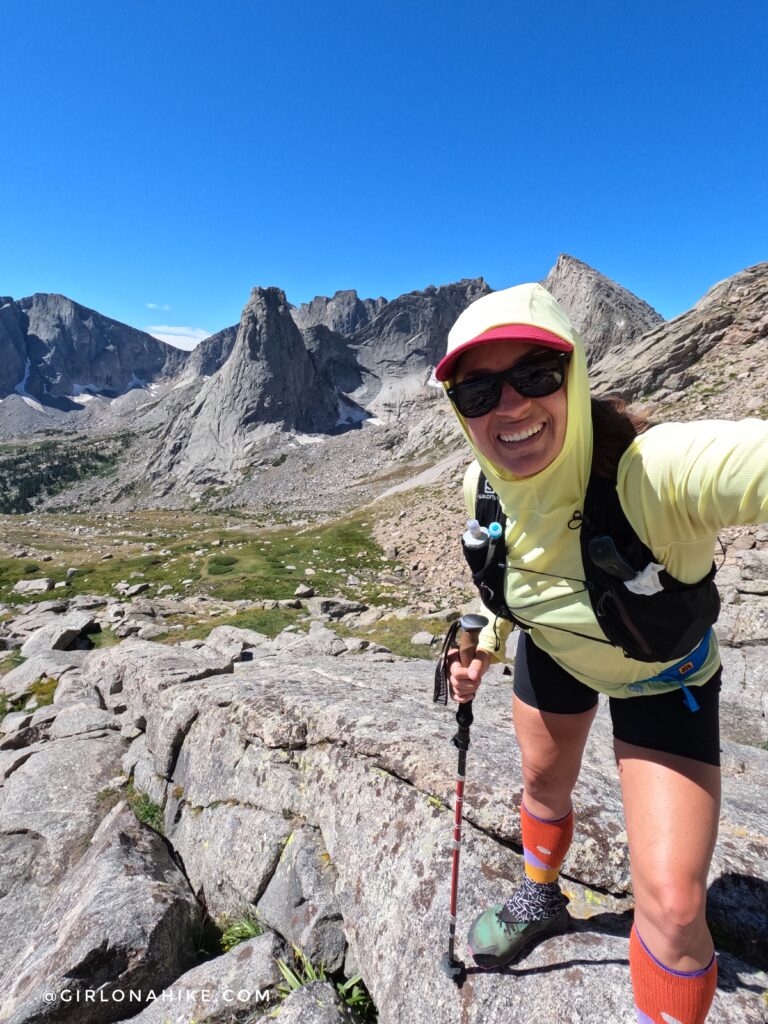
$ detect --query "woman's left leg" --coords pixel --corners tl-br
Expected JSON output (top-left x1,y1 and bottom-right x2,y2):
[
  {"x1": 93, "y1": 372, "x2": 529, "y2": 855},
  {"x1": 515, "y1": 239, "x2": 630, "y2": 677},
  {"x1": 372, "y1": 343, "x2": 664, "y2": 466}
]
[
  {"x1": 615, "y1": 740, "x2": 719, "y2": 1022},
  {"x1": 615, "y1": 741, "x2": 720, "y2": 969}
]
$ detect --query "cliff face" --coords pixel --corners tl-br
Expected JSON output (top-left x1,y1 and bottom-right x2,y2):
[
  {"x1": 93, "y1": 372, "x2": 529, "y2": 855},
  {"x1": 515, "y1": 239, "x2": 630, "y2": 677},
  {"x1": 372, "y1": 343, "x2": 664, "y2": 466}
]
[
  {"x1": 0, "y1": 299, "x2": 30, "y2": 400},
  {"x1": 345, "y1": 278, "x2": 492, "y2": 412},
  {"x1": 179, "y1": 325, "x2": 238, "y2": 380},
  {"x1": 0, "y1": 294, "x2": 187, "y2": 407},
  {"x1": 588, "y1": 262, "x2": 768, "y2": 418},
  {"x1": 151, "y1": 287, "x2": 341, "y2": 485}
]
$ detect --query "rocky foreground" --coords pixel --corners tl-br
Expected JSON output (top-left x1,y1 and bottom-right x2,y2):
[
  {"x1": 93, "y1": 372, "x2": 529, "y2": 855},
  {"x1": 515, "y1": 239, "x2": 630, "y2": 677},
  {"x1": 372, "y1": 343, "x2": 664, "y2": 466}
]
[{"x1": 0, "y1": 577, "x2": 767, "y2": 1023}]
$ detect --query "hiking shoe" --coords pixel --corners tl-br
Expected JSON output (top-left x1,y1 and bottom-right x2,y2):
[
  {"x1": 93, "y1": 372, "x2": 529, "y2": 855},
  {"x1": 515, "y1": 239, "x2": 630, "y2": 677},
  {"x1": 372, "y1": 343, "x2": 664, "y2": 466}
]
[{"x1": 467, "y1": 899, "x2": 570, "y2": 969}]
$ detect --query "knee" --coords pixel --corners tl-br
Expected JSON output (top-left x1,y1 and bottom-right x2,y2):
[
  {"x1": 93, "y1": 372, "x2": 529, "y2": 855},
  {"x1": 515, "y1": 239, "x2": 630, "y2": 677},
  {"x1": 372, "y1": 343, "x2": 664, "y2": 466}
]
[
  {"x1": 636, "y1": 877, "x2": 707, "y2": 937},
  {"x1": 521, "y1": 762, "x2": 572, "y2": 807}
]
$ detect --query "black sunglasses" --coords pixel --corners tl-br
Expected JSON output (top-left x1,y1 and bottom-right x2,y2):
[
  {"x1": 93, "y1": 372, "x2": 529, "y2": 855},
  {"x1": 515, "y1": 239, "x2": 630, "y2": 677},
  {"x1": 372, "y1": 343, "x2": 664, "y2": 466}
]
[{"x1": 446, "y1": 352, "x2": 569, "y2": 418}]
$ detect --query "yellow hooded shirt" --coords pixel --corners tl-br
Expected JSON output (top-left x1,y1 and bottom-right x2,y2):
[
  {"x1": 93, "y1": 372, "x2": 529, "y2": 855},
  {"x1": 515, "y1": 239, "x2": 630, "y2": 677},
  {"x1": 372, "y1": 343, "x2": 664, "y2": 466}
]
[{"x1": 447, "y1": 284, "x2": 768, "y2": 697}]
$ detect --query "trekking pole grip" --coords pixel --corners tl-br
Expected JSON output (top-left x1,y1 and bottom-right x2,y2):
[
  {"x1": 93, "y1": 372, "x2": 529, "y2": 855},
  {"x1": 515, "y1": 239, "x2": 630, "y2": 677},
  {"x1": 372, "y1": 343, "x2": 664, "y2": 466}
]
[{"x1": 453, "y1": 614, "x2": 489, "y2": 736}]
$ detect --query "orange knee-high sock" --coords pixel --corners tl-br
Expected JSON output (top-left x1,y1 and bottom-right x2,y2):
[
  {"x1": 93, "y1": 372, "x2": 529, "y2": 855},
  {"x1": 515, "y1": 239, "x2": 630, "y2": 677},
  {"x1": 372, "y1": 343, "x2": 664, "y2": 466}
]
[
  {"x1": 520, "y1": 800, "x2": 573, "y2": 884},
  {"x1": 630, "y1": 924, "x2": 717, "y2": 1024}
]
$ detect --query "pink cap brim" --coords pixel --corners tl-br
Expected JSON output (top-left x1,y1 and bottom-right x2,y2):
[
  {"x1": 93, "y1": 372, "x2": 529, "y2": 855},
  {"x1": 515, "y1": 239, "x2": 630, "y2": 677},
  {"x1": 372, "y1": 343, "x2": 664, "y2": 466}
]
[{"x1": 435, "y1": 324, "x2": 573, "y2": 382}]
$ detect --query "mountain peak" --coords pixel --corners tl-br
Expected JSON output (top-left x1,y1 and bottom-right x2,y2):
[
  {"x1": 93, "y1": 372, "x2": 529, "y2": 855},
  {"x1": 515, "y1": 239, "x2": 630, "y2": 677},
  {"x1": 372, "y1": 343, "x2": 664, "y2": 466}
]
[{"x1": 542, "y1": 254, "x2": 663, "y2": 364}]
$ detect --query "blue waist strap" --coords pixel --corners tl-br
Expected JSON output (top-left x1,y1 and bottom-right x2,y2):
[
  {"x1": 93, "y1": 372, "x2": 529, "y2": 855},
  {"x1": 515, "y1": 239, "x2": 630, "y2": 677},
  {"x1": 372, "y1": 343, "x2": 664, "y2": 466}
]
[{"x1": 635, "y1": 629, "x2": 713, "y2": 712}]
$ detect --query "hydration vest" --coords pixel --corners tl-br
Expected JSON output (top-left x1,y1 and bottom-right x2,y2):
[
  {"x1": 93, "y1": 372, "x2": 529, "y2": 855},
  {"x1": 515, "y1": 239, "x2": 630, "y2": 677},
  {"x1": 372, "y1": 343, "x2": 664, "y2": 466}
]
[{"x1": 465, "y1": 462, "x2": 721, "y2": 665}]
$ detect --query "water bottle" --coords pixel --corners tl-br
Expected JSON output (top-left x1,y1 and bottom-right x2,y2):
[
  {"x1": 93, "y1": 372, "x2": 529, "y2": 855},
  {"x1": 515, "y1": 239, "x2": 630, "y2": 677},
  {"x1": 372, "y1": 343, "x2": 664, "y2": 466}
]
[{"x1": 462, "y1": 519, "x2": 489, "y2": 549}]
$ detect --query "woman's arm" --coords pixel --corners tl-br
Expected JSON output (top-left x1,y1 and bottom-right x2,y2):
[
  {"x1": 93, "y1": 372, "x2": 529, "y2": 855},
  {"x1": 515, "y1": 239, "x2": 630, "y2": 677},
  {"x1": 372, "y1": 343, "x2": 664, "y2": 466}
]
[{"x1": 618, "y1": 418, "x2": 768, "y2": 581}]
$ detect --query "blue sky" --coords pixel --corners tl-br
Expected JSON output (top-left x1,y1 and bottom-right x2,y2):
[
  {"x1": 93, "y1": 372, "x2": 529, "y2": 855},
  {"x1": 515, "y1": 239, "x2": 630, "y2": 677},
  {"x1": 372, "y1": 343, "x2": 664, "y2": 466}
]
[{"x1": 3, "y1": 1, "x2": 766, "y2": 349}]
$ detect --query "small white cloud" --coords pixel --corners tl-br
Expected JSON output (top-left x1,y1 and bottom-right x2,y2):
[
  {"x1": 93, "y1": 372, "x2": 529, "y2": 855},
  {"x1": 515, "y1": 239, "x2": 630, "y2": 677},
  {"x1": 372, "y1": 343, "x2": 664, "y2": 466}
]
[
  {"x1": 148, "y1": 325, "x2": 211, "y2": 351},
  {"x1": 146, "y1": 302, "x2": 171, "y2": 311}
]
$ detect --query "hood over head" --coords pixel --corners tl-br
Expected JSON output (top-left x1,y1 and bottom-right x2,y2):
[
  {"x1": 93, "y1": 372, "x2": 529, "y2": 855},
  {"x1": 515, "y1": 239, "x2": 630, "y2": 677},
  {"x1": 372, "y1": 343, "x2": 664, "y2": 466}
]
[{"x1": 441, "y1": 283, "x2": 593, "y2": 513}]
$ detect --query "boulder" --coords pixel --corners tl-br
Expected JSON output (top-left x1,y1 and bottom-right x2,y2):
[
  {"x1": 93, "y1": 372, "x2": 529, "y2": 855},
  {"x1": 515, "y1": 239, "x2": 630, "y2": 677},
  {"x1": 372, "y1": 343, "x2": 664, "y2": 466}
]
[
  {"x1": 718, "y1": 644, "x2": 768, "y2": 745},
  {"x1": 203, "y1": 624, "x2": 271, "y2": 661},
  {"x1": 410, "y1": 631, "x2": 437, "y2": 646},
  {"x1": 0, "y1": 711, "x2": 33, "y2": 735},
  {"x1": 306, "y1": 597, "x2": 368, "y2": 620},
  {"x1": 276, "y1": 624, "x2": 347, "y2": 658},
  {"x1": 0, "y1": 651, "x2": 88, "y2": 701},
  {"x1": 271, "y1": 982, "x2": 356, "y2": 1023},
  {"x1": 716, "y1": 600, "x2": 768, "y2": 647},
  {"x1": 0, "y1": 706, "x2": 59, "y2": 750},
  {"x1": 12, "y1": 579, "x2": 54, "y2": 595},
  {"x1": 67, "y1": 595, "x2": 109, "y2": 610},
  {"x1": 739, "y1": 549, "x2": 768, "y2": 582},
  {"x1": 80, "y1": 639, "x2": 234, "y2": 717},
  {"x1": 0, "y1": 802, "x2": 203, "y2": 1024},
  {"x1": 48, "y1": 704, "x2": 116, "y2": 741},
  {"x1": 19, "y1": 612, "x2": 97, "y2": 659},
  {"x1": 0, "y1": 732, "x2": 124, "y2": 869},
  {"x1": 7, "y1": 601, "x2": 70, "y2": 635},
  {"x1": 0, "y1": 732, "x2": 124, "y2": 978},
  {"x1": 169, "y1": 802, "x2": 291, "y2": 917},
  {"x1": 136, "y1": 623, "x2": 168, "y2": 640},
  {"x1": 126, "y1": 933, "x2": 282, "y2": 1023},
  {"x1": 257, "y1": 824, "x2": 346, "y2": 972}
]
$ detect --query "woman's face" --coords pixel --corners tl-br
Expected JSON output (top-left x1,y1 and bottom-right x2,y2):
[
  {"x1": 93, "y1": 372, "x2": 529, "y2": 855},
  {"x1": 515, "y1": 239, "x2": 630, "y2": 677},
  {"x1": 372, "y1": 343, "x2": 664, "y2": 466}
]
[{"x1": 455, "y1": 341, "x2": 568, "y2": 477}]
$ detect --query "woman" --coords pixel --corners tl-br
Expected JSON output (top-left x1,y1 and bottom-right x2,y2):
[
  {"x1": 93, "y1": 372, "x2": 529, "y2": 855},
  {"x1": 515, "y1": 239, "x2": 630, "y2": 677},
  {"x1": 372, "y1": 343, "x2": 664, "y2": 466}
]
[{"x1": 434, "y1": 283, "x2": 768, "y2": 1024}]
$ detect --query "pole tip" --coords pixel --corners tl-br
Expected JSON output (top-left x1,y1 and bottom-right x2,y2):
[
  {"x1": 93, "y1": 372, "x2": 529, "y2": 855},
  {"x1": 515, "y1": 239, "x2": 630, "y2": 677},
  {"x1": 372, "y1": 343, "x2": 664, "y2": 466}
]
[{"x1": 440, "y1": 951, "x2": 467, "y2": 987}]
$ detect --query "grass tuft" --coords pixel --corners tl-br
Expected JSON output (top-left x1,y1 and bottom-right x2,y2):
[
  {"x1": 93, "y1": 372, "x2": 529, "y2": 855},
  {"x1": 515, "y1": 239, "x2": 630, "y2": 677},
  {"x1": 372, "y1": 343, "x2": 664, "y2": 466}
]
[
  {"x1": 125, "y1": 783, "x2": 165, "y2": 834},
  {"x1": 27, "y1": 677, "x2": 58, "y2": 707},
  {"x1": 276, "y1": 946, "x2": 377, "y2": 1022},
  {"x1": 219, "y1": 912, "x2": 264, "y2": 952}
]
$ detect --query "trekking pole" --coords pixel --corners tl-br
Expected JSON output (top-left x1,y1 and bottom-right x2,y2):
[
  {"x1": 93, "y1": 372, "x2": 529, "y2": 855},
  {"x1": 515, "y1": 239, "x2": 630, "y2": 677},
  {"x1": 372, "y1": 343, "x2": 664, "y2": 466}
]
[{"x1": 434, "y1": 612, "x2": 488, "y2": 986}]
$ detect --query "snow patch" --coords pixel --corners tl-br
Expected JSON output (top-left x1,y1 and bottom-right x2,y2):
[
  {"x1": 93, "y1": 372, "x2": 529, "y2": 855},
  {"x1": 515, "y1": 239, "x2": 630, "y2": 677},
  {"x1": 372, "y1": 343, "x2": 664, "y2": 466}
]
[
  {"x1": 362, "y1": 417, "x2": 384, "y2": 427},
  {"x1": 336, "y1": 395, "x2": 370, "y2": 427},
  {"x1": 14, "y1": 359, "x2": 32, "y2": 396},
  {"x1": 13, "y1": 359, "x2": 45, "y2": 410},
  {"x1": 291, "y1": 434, "x2": 325, "y2": 445},
  {"x1": 67, "y1": 383, "x2": 105, "y2": 403},
  {"x1": 22, "y1": 396, "x2": 46, "y2": 413}
]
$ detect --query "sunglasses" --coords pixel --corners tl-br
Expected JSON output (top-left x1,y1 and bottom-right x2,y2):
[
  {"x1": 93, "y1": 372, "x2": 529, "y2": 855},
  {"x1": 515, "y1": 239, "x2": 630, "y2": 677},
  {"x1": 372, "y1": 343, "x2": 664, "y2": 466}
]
[{"x1": 447, "y1": 352, "x2": 569, "y2": 418}]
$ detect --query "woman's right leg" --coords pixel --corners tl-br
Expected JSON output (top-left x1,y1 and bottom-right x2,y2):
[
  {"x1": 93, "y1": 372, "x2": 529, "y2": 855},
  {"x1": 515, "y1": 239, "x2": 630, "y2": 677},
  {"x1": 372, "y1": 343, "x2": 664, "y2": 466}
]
[
  {"x1": 468, "y1": 635, "x2": 597, "y2": 968},
  {"x1": 513, "y1": 694, "x2": 598, "y2": 820},
  {"x1": 512, "y1": 631, "x2": 598, "y2": 819}
]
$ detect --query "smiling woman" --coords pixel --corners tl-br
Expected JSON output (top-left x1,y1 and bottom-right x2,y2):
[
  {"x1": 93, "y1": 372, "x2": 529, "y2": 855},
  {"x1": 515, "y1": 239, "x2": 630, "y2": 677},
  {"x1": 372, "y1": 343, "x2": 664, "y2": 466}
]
[{"x1": 435, "y1": 281, "x2": 768, "y2": 1024}]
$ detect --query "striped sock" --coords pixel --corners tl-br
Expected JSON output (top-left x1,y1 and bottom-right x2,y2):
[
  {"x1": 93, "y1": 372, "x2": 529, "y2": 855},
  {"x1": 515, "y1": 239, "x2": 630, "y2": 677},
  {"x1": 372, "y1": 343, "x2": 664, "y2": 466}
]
[
  {"x1": 630, "y1": 924, "x2": 717, "y2": 1024},
  {"x1": 521, "y1": 799, "x2": 573, "y2": 884}
]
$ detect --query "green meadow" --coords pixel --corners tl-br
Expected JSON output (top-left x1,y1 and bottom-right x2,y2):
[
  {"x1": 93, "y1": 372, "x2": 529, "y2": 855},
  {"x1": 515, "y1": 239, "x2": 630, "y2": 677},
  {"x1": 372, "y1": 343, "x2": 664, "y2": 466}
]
[{"x1": 0, "y1": 506, "x2": 451, "y2": 661}]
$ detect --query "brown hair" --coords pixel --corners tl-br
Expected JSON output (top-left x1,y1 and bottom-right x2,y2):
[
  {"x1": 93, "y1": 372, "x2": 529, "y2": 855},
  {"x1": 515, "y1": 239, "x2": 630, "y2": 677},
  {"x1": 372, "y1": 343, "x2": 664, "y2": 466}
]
[{"x1": 590, "y1": 396, "x2": 649, "y2": 480}]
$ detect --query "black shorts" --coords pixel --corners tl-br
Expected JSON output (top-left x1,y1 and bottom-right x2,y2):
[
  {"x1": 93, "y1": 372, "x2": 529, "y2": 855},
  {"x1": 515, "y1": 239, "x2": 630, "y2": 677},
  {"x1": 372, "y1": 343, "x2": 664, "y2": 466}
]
[{"x1": 513, "y1": 632, "x2": 722, "y2": 766}]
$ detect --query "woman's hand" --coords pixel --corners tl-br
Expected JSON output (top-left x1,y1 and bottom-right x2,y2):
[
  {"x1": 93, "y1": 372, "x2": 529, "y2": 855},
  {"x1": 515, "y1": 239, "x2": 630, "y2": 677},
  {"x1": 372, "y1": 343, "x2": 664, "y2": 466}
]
[{"x1": 448, "y1": 648, "x2": 491, "y2": 704}]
